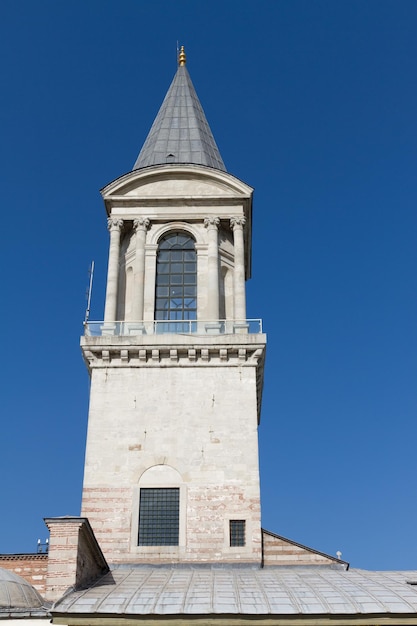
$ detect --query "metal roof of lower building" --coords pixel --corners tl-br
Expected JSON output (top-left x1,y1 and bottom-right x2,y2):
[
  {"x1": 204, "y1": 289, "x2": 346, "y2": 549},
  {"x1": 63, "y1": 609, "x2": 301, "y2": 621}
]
[{"x1": 52, "y1": 565, "x2": 417, "y2": 618}]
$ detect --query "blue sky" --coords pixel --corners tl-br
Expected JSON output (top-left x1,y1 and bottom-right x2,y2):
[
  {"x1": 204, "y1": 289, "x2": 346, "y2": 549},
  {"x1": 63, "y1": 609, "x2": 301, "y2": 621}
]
[{"x1": 0, "y1": 0, "x2": 416, "y2": 570}]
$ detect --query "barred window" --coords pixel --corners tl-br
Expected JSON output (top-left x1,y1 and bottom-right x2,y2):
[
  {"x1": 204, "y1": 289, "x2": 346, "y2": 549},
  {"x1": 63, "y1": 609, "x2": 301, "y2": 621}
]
[
  {"x1": 155, "y1": 232, "x2": 197, "y2": 330},
  {"x1": 229, "y1": 520, "x2": 246, "y2": 547},
  {"x1": 138, "y1": 488, "x2": 180, "y2": 546}
]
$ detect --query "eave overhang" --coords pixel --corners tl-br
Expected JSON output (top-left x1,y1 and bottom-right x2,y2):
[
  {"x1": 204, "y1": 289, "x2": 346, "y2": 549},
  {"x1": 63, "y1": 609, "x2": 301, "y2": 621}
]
[{"x1": 51, "y1": 613, "x2": 417, "y2": 626}]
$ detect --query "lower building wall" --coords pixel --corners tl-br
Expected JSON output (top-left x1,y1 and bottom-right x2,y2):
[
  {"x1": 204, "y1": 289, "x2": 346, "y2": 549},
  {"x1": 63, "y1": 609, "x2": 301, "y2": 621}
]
[
  {"x1": 0, "y1": 554, "x2": 48, "y2": 594},
  {"x1": 262, "y1": 530, "x2": 344, "y2": 567}
]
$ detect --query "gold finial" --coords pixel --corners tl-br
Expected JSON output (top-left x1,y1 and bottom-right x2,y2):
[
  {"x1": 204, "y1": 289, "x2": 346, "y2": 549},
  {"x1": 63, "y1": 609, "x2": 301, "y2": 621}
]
[{"x1": 178, "y1": 45, "x2": 186, "y2": 66}]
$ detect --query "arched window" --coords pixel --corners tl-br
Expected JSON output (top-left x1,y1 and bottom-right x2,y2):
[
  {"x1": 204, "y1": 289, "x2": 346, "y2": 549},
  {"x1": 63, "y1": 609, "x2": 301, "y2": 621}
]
[
  {"x1": 136, "y1": 465, "x2": 184, "y2": 549},
  {"x1": 155, "y1": 232, "x2": 197, "y2": 330}
]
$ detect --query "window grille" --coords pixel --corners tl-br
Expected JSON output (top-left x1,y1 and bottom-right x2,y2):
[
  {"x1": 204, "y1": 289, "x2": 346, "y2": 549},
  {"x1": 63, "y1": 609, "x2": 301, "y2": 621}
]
[
  {"x1": 138, "y1": 488, "x2": 180, "y2": 546},
  {"x1": 155, "y1": 232, "x2": 197, "y2": 331},
  {"x1": 229, "y1": 520, "x2": 246, "y2": 547}
]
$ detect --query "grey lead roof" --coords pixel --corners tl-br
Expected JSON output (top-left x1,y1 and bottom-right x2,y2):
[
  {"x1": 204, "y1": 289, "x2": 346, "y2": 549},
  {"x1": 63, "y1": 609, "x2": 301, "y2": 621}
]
[
  {"x1": 53, "y1": 566, "x2": 417, "y2": 616},
  {"x1": 133, "y1": 65, "x2": 226, "y2": 172},
  {"x1": 0, "y1": 567, "x2": 50, "y2": 617}
]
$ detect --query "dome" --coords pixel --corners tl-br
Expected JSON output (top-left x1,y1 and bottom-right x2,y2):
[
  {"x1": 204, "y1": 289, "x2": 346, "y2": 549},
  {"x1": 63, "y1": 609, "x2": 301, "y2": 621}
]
[{"x1": 0, "y1": 568, "x2": 45, "y2": 612}]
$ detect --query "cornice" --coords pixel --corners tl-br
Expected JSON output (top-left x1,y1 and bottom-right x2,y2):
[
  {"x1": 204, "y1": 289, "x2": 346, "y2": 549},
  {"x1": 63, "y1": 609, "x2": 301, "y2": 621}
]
[{"x1": 81, "y1": 340, "x2": 265, "y2": 370}]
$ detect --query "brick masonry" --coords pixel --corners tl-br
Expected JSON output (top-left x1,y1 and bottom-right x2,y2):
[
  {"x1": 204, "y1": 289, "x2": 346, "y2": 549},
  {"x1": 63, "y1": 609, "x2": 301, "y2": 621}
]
[
  {"x1": 0, "y1": 554, "x2": 48, "y2": 594},
  {"x1": 262, "y1": 529, "x2": 348, "y2": 567}
]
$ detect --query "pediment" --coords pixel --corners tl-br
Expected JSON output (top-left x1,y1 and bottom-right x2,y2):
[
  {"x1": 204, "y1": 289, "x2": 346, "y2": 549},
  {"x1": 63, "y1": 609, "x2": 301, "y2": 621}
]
[{"x1": 101, "y1": 164, "x2": 253, "y2": 201}]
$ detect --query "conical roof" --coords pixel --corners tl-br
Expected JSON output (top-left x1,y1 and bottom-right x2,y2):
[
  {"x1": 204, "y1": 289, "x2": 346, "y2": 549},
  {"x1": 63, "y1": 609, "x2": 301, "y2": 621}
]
[{"x1": 133, "y1": 48, "x2": 226, "y2": 172}]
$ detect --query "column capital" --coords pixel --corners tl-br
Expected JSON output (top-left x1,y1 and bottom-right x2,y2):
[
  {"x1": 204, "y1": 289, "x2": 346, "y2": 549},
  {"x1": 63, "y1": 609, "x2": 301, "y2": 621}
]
[
  {"x1": 107, "y1": 218, "x2": 123, "y2": 232},
  {"x1": 133, "y1": 217, "x2": 151, "y2": 232},
  {"x1": 204, "y1": 217, "x2": 220, "y2": 229},
  {"x1": 230, "y1": 216, "x2": 246, "y2": 230}
]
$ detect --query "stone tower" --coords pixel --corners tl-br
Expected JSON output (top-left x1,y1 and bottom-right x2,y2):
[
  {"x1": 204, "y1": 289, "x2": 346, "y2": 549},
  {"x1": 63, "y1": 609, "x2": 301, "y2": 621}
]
[{"x1": 81, "y1": 48, "x2": 266, "y2": 565}]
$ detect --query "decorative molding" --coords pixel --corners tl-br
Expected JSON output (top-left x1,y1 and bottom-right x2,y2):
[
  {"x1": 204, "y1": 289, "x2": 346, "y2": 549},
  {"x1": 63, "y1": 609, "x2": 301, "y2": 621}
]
[
  {"x1": 0, "y1": 553, "x2": 48, "y2": 562},
  {"x1": 230, "y1": 216, "x2": 246, "y2": 230},
  {"x1": 219, "y1": 349, "x2": 228, "y2": 361},
  {"x1": 204, "y1": 217, "x2": 220, "y2": 229},
  {"x1": 81, "y1": 344, "x2": 265, "y2": 369},
  {"x1": 107, "y1": 217, "x2": 124, "y2": 232},
  {"x1": 148, "y1": 221, "x2": 200, "y2": 246},
  {"x1": 133, "y1": 217, "x2": 150, "y2": 232}
]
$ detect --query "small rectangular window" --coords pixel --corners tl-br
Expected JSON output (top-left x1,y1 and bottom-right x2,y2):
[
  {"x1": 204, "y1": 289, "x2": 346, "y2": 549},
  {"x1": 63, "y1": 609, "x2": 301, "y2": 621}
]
[
  {"x1": 138, "y1": 488, "x2": 179, "y2": 546},
  {"x1": 230, "y1": 520, "x2": 246, "y2": 547}
]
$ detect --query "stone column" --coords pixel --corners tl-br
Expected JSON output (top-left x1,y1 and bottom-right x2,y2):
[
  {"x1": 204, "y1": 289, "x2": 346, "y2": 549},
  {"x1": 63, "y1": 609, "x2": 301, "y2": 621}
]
[
  {"x1": 204, "y1": 217, "x2": 220, "y2": 323},
  {"x1": 103, "y1": 218, "x2": 123, "y2": 323},
  {"x1": 132, "y1": 218, "x2": 150, "y2": 322},
  {"x1": 230, "y1": 217, "x2": 247, "y2": 324}
]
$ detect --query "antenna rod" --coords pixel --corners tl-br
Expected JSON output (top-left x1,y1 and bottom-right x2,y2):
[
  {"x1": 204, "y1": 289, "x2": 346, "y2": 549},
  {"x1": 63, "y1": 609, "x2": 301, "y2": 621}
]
[{"x1": 84, "y1": 261, "x2": 95, "y2": 323}]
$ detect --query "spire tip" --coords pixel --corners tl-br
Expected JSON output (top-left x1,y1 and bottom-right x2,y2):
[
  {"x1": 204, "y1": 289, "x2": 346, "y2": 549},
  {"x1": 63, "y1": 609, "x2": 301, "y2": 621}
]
[{"x1": 178, "y1": 45, "x2": 186, "y2": 66}]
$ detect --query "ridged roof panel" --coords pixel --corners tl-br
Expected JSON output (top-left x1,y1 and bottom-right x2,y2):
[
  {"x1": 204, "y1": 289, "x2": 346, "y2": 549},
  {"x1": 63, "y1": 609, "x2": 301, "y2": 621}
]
[
  {"x1": 133, "y1": 66, "x2": 226, "y2": 172},
  {"x1": 53, "y1": 566, "x2": 417, "y2": 616}
]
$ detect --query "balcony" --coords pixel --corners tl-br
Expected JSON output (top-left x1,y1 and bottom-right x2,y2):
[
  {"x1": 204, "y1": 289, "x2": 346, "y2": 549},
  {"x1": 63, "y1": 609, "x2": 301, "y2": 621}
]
[{"x1": 83, "y1": 319, "x2": 263, "y2": 337}]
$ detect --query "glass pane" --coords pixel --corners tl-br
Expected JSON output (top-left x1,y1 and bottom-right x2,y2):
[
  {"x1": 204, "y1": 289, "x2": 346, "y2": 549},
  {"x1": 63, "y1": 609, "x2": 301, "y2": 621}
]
[
  {"x1": 182, "y1": 238, "x2": 194, "y2": 250},
  {"x1": 155, "y1": 297, "x2": 168, "y2": 309},
  {"x1": 184, "y1": 274, "x2": 196, "y2": 285},
  {"x1": 156, "y1": 286, "x2": 169, "y2": 297},
  {"x1": 176, "y1": 234, "x2": 188, "y2": 246},
  {"x1": 156, "y1": 274, "x2": 169, "y2": 285},
  {"x1": 184, "y1": 263, "x2": 196, "y2": 273},
  {"x1": 171, "y1": 274, "x2": 182, "y2": 285},
  {"x1": 171, "y1": 250, "x2": 182, "y2": 261}
]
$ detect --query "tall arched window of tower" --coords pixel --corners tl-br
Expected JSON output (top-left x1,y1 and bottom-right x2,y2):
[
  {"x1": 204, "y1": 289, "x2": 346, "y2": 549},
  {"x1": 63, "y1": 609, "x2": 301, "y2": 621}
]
[{"x1": 155, "y1": 232, "x2": 197, "y2": 332}]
